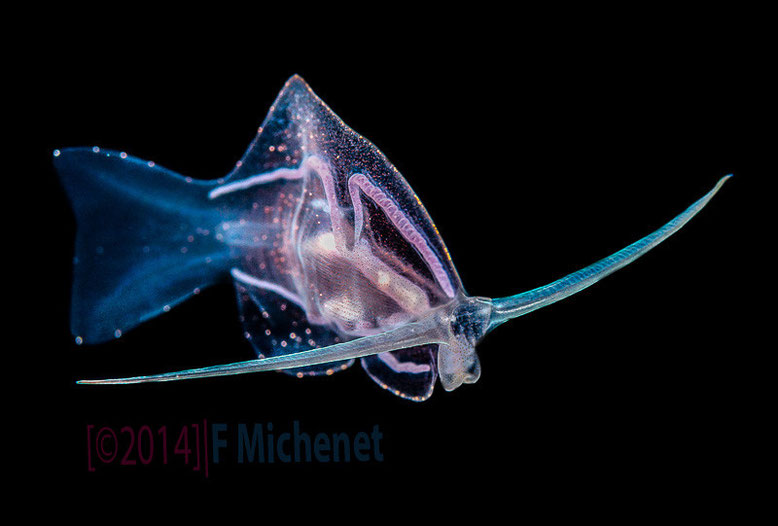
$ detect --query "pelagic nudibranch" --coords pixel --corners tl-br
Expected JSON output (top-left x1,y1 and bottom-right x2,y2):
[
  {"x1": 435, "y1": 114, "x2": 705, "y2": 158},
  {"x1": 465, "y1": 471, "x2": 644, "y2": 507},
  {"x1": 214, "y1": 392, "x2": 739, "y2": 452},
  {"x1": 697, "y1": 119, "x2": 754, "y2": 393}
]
[{"x1": 54, "y1": 75, "x2": 730, "y2": 401}]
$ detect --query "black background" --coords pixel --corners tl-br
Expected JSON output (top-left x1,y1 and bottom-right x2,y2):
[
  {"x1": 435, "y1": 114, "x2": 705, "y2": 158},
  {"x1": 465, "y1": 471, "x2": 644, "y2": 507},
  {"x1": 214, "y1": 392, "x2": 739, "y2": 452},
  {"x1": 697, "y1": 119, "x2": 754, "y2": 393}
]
[{"x1": 20, "y1": 12, "x2": 767, "y2": 517}]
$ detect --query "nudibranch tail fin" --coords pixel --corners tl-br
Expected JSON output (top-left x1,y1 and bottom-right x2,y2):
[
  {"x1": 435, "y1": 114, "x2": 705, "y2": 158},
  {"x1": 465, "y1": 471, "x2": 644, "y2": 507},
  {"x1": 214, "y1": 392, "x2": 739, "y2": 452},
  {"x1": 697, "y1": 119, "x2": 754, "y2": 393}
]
[
  {"x1": 77, "y1": 317, "x2": 445, "y2": 385},
  {"x1": 487, "y1": 175, "x2": 732, "y2": 332},
  {"x1": 53, "y1": 147, "x2": 234, "y2": 344}
]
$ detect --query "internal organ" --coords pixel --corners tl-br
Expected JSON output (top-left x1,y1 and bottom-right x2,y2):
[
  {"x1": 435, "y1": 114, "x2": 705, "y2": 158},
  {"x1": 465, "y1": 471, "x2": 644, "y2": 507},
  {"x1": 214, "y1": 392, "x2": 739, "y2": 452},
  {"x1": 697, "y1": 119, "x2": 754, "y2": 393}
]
[{"x1": 222, "y1": 155, "x2": 455, "y2": 339}]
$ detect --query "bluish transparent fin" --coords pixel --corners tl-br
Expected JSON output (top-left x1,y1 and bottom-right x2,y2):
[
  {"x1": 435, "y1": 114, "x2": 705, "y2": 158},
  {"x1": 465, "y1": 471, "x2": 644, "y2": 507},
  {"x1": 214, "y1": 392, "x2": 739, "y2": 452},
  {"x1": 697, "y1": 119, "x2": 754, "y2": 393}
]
[
  {"x1": 54, "y1": 148, "x2": 234, "y2": 343},
  {"x1": 488, "y1": 175, "x2": 732, "y2": 331}
]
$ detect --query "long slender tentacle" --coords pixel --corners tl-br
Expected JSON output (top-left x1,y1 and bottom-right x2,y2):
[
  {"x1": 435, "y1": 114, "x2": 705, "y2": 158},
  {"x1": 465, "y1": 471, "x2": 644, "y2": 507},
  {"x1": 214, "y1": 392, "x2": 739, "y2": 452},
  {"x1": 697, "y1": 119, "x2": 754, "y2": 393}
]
[
  {"x1": 77, "y1": 317, "x2": 444, "y2": 384},
  {"x1": 488, "y1": 175, "x2": 731, "y2": 332}
]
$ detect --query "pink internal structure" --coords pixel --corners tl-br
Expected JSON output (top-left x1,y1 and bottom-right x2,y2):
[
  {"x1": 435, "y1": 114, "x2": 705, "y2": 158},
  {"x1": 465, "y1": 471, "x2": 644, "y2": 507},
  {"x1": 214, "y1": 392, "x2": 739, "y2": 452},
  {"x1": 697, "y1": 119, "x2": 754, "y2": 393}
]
[
  {"x1": 214, "y1": 154, "x2": 454, "y2": 339},
  {"x1": 348, "y1": 173, "x2": 455, "y2": 298}
]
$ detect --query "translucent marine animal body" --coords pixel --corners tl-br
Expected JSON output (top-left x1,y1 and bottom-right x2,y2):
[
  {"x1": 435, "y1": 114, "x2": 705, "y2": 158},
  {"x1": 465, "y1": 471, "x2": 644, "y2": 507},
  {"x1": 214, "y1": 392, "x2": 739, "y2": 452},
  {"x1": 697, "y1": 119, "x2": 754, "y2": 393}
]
[{"x1": 55, "y1": 75, "x2": 730, "y2": 401}]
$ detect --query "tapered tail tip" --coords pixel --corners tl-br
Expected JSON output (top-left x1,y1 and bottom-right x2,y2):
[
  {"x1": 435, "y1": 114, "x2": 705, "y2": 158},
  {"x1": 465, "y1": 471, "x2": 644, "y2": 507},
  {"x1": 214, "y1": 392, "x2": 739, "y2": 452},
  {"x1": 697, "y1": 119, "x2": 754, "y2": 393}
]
[
  {"x1": 77, "y1": 379, "x2": 102, "y2": 385},
  {"x1": 708, "y1": 174, "x2": 732, "y2": 198}
]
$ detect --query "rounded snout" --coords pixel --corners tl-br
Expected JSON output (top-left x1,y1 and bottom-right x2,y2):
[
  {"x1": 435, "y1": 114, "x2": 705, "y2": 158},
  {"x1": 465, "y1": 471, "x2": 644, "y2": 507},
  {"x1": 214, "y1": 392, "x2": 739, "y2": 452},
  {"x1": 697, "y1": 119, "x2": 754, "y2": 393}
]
[{"x1": 437, "y1": 336, "x2": 482, "y2": 391}]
